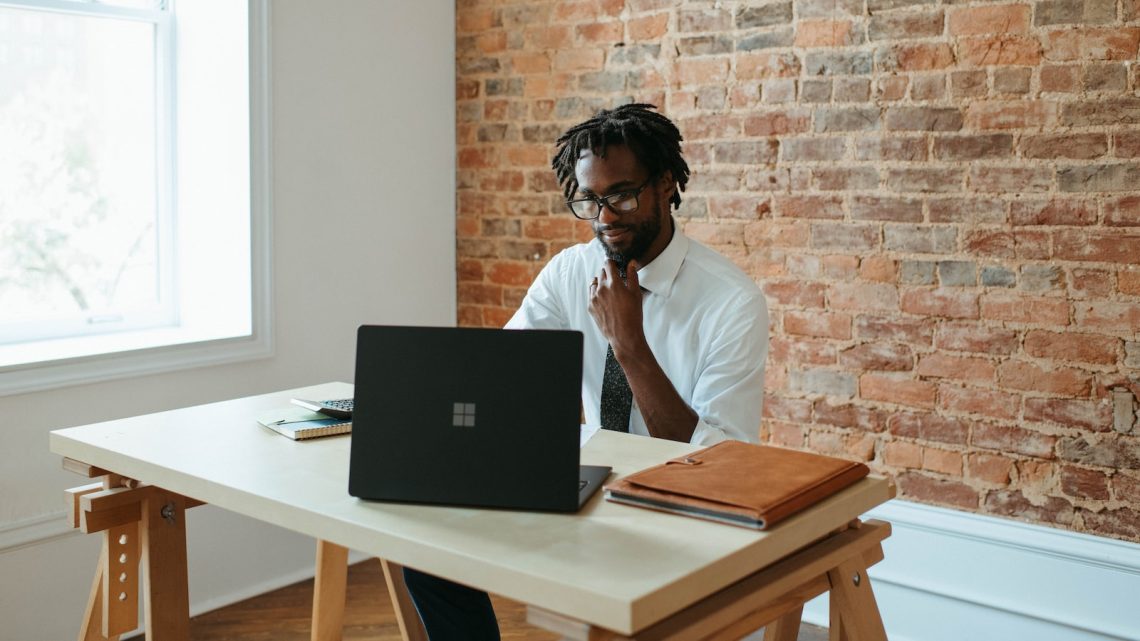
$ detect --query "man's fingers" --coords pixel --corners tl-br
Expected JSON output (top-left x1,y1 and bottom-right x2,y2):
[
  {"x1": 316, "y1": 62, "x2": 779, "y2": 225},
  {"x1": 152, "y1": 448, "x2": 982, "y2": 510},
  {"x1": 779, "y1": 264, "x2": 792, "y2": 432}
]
[{"x1": 626, "y1": 260, "x2": 641, "y2": 289}]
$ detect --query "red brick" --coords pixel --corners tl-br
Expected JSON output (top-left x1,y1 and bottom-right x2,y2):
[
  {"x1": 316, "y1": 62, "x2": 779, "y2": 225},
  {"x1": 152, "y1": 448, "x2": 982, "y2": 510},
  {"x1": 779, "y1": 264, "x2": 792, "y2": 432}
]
[
  {"x1": 1115, "y1": 473, "x2": 1140, "y2": 503},
  {"x1": 849, "y1": 196, "x2": 923, "y2": 222},
  {"x1": 959, "y1": 36, "x2": 1042, "y2": 67},
  {"x1": 839, "y1": 343, "x2": 913, "y2": 371},
  {"x1": 457, "y1": 304, "x2": 483, "y2": 327},
  {"x1": 1105, "y1": 196, "x2": 1140, "y2": 226},
  {"x1": 1024, "y1": 330, "x2": 1119, "y2": 365},
  {"x1": 1021, "y1": 134, "x2": 1108, "y2": 160},
  {"x1": 917, "y1": 354, "x2": 996, "y2": 383},
  {"x1": 811, "y1": 223, "x2": 879, "y2": 252},
  {"x1": 1061, "y1": 466, "x2": 1111, "y2": 500},
  {"x1": 822, "y1": 255, "x2": 860, "y2": 279},
  {"x1": 997, "y1": 360, "x2": 1093, "y2": 396},
  {"x1": 935, "y1": 323, "x2": 1019, "y2": 354},
  {"x1": 970, "y1": 166, "x2": 1053, "y2": 193},
  {"x1": 1120, "y1": 269, "x2": 1140, "y2": 295},
  {"x1": 674, "y1": 57, "x2": 731, "y2": 86},
  {"x1": 554, "y1": 48, "x2": 605, "y2": 71},
  {"x1": 457, "y1": 259, "x2": 484, "y2": 282},
  {"x1": 1115, "y1": 133, "x2": 1140, "y2": 158},
  {"x1": 860, "y1": 373, "x2": 937, "y2": 408},
  {"x1": 980, "y1": 294, "x2": 1070, "y2": 325},
  {"x1": 482, "y1": 306, "x2": 514, "y2": 328},
  {"x1": 985, "y1": 490, "x2": 1074, "y2": 525},
  {"x1": 1074, "y1": 301, "x2": 1140, "y2": 332},
  {"x1": 1070, "y1": 269, "x2": 1114, "y2": 299},
  {"x1": 763, "y1": 281, "x2": 827, "y2": 308},
  {"x1": 879, "y1": 43, "x2": 956, "y2": 72},
  {"x1": 795, "y1": 19, "x2": 857, "y2": 47},
  {"x1": 1055, "y1": 231, "x2": 1140, "y2": 264},
  {"x1": 923, "y1": 447, "x2": 964, "y2": 475},
  {"x1": 968, "y1": 453, "x2": 1014, "y2": 484},
  {"x1": 828, "y1": 283, "x2": 900, "y2": 312},
  {"x1": 901, "y1": 289, "x2": 980, "y2": 319},
  {"x1": 860, "y1": 257, "x2": 897, "y2": 283},
  {"x1": 743, "y1": 110, "x2": 812, "y2": 136},
  {"x1": 775, "y1": 195, "x2": 844, "y2": 220},
  {"x1": 814, "y1": 401, "x2": 888, "y2": 432},
  {"x1": 1040, "y1": 64, "x2": 1080, "y2": 92},
  {"x1": 784, "y1": 311, "x2": 852, "y2": 339},
  {"x1": 685, "y1": 221, "x2": 744, "y2": 246},
  {"x1": 965, "y1": 101, "x2": 1056, "y2": 130},
  {"x1": 807, "y1": 429, "x2": 846, "y2": 458},
  {"x1": 972, "y1": 423, "x2": 1057, "y2": 458},
  {"x1": 763, "y1": 395, "x2": 814, "y2": 422},
  {"x1": 736, "y1": 52, "x2": 802, "y2": 80},
  {"x1": 457, "y1": 8, "x2": 500, "y2": 34},
  {"x1": 888, "y1": 412, "x2": 970, "y2": 445},
  {"x1": 708, "y1": 195, "x2": 772, "y2": 220},
  {"x1": 458, "y1": 283, "x2": 503, "y2": 306},
  {"x1": 855, "y1": 315, "x2": 935, "y2": 345},
  {"x1": 767, "y1": 420, "x2": 805, "y2": 448},
  {"x1": 458, "y1": 147, "x2": 498, "y2": 169},
  {"x1": 898, "y1": 472, "x2": 979, "y2": 509},
  {"x1": 576, "y1": 21, "x2": 623, "y2": 43},
  {"x1": 1043, "y1": 27, "x2": 1140, "y2": 62},
  {"x1": 948, "y1": 4, "x2": 1030, "y2": 36},
  {"x1": 1025, "y1": 397, "x2": 1113, "y2": 432},
  {"x1": 1010, "y1": 200, "x2": 1097, "y2": 226},
  {"x1": 486, "y1": 261, "x2": 534, "y2": 287},
  {"x1": 884, "y1": 441, "x2": 923, "y2": 468},
  {"x1": 769, "y1": 336, "x2": 837, "y2": 366},
  {"x1": 941, "y1": 385, "x2": 1021, "y2": 421},
  {"x1": 628, "y1": 12, "x2": 669, "y2": 40},
  {"x1": 744, "y1": 221, "x2": 809, "y2": 249},
  {"x1": 553, "y1": 0, "x2": 621, "y2": 21}
]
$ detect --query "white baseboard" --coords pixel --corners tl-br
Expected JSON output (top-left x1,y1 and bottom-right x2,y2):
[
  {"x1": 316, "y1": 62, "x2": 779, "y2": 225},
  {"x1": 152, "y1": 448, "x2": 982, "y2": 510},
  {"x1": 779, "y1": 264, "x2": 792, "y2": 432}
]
[
  {"x1": 803, "y1": 500, "x2": 1140, "y2": 641},
  {"x1": 0, "y1": 510, "x2": 75, "y2": 553}
]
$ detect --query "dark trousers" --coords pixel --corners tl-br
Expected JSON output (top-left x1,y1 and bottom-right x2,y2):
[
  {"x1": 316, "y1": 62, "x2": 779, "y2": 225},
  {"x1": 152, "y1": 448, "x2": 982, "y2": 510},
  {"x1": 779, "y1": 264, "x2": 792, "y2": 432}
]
[{"x1": 402, "y1": 567, "x2": 500, "y2": 640}]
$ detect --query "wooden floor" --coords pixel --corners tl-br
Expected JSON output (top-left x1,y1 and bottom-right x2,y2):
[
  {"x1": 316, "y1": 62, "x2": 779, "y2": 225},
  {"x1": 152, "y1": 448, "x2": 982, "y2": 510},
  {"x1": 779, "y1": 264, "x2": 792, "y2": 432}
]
[{"x1": 125, "y1": 558, "x2": 828, "y2": 640}]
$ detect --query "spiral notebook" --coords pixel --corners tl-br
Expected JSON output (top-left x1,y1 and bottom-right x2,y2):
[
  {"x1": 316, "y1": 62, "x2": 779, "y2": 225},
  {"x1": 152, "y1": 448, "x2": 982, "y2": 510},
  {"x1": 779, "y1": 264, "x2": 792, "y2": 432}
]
[{"x1": 256, "y1": 406, "x2": 352, "y2": 440}]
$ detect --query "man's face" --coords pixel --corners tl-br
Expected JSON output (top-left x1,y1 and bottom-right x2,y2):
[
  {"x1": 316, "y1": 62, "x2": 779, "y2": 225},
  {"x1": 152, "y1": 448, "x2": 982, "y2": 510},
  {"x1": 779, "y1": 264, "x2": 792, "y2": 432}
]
[{"x1": 573, "y1": 144, "x2": 674, "y2": 270}]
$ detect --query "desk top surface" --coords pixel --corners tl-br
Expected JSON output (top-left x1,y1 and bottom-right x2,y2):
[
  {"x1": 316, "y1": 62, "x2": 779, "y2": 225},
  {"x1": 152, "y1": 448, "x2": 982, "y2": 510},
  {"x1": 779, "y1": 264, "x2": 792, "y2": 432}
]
[{"x1": 50, "y1": 382, "x2": 893, "y2": 634}]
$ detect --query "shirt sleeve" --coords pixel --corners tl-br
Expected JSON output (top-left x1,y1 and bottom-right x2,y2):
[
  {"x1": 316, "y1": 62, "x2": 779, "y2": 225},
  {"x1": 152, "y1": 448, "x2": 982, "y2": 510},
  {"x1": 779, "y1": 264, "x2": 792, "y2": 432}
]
[
  {"x1": 504, "y1": 252, "x2": 569, "y2": 330},
  {"x1": 688, "y1": 294, "x2": 769, "y2": 445}
]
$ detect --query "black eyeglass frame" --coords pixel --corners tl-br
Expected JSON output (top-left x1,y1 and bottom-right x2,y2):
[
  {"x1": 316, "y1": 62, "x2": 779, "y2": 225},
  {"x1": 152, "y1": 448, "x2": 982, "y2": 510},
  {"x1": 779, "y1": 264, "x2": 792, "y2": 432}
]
[{"x1": 564, "y1": 177, "x2": 654, "y2": 221}]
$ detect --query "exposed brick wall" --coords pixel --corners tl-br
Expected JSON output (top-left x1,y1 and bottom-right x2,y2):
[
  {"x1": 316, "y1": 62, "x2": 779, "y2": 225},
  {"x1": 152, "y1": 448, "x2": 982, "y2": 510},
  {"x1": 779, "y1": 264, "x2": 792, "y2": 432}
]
[{"x1": 455, "y1": 0, "x2": 1140, "y2": 542}]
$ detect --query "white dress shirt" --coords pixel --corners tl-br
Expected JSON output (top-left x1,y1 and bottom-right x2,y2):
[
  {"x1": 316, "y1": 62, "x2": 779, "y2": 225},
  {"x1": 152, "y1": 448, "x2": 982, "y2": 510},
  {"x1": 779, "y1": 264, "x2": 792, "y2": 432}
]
[{"x1": 506, "y1": 224, "x2": 768, "y2": 445}]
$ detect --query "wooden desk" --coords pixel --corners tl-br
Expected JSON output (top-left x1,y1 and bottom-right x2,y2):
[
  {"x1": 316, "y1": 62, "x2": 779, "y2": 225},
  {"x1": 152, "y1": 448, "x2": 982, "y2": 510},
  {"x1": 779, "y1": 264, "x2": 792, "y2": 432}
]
[{"x1": 51, "y1": 382, "x2": 895, "y2": 640}]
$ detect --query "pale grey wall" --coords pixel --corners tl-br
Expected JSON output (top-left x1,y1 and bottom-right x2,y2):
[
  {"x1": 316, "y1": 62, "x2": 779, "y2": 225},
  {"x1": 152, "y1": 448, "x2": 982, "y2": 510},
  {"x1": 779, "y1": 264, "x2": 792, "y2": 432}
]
[{"x1": 0, "y1": 2, "x2": 455, "y2": 639}]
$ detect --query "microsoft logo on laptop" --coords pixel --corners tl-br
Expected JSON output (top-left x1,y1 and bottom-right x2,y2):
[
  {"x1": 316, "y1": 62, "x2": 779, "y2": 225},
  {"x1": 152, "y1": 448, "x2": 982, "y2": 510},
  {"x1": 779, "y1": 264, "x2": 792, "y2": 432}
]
[{"x1": 452, "y1": 402, "x2": 476, "y2": 427}]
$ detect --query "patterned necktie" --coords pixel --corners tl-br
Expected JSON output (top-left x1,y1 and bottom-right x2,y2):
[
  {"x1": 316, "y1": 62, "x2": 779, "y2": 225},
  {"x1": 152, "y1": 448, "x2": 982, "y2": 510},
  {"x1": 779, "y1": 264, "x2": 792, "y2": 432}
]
[{"x1": 600, "y1": 344, "x2": 632, "y2": 432}]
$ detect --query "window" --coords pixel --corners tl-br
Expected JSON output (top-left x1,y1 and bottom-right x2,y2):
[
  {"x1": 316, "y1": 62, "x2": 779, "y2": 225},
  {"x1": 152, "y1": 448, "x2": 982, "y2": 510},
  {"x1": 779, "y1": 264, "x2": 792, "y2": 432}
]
[{"x1": 0, "y1": 0, "x2": 271, "y2": 395}]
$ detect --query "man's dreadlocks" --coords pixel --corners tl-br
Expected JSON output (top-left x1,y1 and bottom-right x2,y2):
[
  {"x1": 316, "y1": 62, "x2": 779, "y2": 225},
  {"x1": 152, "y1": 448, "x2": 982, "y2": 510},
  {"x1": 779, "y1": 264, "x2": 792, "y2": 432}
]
[{"x1": 552, "y1": 103, "x2": 690, "y2": 210}]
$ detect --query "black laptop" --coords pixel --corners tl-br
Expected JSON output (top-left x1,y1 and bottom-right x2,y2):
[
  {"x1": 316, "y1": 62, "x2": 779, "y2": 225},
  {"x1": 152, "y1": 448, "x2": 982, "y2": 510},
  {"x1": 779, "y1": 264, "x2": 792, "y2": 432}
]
[{"x1": 348, "y1": 325, "x2": 611, "y2": 512}]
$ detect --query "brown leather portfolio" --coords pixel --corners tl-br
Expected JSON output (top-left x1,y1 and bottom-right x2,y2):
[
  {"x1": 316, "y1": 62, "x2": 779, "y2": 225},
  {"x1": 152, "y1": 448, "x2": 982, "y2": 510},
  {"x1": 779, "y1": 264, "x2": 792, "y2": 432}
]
[{"x1": 604, "y1": 440, "x2": 869, "y2": 529}]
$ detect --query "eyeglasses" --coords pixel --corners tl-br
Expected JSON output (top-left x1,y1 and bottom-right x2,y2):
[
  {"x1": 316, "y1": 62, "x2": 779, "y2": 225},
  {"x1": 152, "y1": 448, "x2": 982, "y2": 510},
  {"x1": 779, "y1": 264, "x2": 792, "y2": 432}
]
[{"x1": 565, "y1": 178, "x2": 653, "y2": 221}]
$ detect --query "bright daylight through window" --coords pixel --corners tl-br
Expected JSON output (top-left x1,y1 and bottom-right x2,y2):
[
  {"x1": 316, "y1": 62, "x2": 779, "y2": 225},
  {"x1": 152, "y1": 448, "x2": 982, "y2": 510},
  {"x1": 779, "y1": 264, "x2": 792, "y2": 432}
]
[{"x1": 0, "y1": 0, "x2": 269, "y2": 394}]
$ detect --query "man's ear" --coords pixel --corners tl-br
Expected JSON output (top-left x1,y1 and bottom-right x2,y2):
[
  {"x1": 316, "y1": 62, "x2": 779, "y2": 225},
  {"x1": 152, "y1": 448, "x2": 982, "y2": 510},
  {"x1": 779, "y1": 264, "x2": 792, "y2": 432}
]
[{"x1": 658, "y1": 170, "x2": 676, "y2": 202}]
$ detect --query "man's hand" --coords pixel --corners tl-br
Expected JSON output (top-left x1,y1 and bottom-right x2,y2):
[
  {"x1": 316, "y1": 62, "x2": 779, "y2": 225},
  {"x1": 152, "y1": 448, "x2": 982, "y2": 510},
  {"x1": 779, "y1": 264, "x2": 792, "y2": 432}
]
[
  {"x1": 588, "y1": 259, "x2": 646, "y2": 358},
  {"x1": 588, "y1": 259, "x2": 699, "y2": 442}
]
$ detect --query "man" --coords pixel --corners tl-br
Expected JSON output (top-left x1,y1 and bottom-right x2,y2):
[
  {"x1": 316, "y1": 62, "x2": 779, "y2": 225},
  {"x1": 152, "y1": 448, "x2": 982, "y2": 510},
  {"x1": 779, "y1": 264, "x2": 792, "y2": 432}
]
[{"x1": 403, "y1": 103, "x2": 769, "y2": 639}]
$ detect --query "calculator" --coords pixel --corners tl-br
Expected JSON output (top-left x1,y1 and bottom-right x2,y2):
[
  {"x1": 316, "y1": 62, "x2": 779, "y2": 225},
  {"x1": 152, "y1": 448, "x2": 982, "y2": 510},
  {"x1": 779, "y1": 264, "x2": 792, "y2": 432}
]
[{"x1": 290, "y1": 398, "x2": 353, "y2": 419}]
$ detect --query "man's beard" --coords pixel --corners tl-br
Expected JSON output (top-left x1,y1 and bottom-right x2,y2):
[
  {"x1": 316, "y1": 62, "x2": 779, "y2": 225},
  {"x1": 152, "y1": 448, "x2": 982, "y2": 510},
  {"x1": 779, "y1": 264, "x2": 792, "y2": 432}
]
[{"x1": 594, "y1": 214, "x2": 662, "y2": 278}]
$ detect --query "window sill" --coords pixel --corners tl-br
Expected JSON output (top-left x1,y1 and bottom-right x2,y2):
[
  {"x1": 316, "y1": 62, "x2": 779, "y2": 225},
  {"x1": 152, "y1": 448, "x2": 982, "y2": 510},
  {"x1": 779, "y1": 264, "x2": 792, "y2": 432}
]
[{"x1": 0, "y1": 328, "x2": 273, "y2": 396}]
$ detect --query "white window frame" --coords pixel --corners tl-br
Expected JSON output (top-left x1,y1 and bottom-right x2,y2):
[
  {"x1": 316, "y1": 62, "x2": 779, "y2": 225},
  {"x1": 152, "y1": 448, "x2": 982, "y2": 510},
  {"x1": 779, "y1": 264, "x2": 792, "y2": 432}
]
[{"x1": 0, "y1": 0, "x2": 273, "y2": 396}]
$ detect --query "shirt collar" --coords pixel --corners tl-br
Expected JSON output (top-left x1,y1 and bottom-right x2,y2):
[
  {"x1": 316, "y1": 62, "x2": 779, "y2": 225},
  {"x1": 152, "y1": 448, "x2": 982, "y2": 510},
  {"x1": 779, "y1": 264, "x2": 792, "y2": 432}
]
[{"x1": 635, "y1": 219, "x2": 687, "y2": 298}]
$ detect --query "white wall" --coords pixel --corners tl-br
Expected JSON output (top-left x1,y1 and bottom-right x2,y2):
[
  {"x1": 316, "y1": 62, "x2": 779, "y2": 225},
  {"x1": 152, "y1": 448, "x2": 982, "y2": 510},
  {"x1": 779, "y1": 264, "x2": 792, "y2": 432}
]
[{"x1": 0, "y1": 2, "x2": 456, "y2": 640}]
